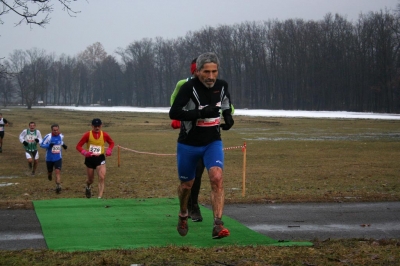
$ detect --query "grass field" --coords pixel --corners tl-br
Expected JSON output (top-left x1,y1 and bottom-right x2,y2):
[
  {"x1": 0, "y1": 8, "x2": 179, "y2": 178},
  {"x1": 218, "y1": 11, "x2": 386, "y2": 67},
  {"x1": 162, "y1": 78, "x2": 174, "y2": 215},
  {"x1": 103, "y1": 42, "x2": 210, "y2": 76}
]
[{"x1": 0, "y1": 107, "x2": 399, "y2": 265}]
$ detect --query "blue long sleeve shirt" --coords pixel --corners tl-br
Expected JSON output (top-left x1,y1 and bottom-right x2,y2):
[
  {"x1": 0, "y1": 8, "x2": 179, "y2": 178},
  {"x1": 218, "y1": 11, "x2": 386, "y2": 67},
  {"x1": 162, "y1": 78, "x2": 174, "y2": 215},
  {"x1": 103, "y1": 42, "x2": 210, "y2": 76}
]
[{"x1": 40, "y1": 133, "x2": 65, "y2": 162}]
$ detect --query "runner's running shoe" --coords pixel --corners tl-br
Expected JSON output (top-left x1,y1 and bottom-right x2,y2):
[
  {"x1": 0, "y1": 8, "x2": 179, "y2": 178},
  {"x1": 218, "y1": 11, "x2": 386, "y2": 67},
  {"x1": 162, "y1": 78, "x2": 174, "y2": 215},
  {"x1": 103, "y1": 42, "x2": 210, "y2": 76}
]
[
  {"x1": 177, "y1": 215, "x2": 189, "y2": 236},
  {"x1": 48, "y1": 173, "x2": 52, "y2": 181},
  {"x1": 31, "y1": 171, "x2": 35, "y2": 176},
  {"x1": 212, "y1": 219, "x2": 230, "y2": 239},
  {"x1": 85, "y1": 186, "x2": 92, "y2": 198},
  {"x1": 190, "y1": 204, "x2": 203, "y2": 222},
  {"x1": 56, "y1": 184, "x2": 61, "y2": 194}
]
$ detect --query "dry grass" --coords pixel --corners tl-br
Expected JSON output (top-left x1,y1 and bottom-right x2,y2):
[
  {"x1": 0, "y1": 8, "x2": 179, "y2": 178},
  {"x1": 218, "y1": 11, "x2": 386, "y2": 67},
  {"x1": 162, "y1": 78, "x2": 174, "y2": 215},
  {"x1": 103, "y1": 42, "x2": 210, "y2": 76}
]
[
  {"x1": 0, "y1": 107, "x2": 399, "y2": 265},
  {"x1": 1, "y1": 107, "x2": 399, "y2": 208},
  {"x1": 0, "y1": 239, "x2": 399, "y2": 265}
]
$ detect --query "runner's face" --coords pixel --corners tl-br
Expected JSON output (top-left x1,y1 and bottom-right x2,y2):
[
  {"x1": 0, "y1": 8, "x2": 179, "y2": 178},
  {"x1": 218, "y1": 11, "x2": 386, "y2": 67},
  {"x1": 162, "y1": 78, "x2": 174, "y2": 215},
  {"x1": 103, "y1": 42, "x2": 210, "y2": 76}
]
[
  {"x1": 52, "y1": 127, "x2": 60, "y2": 136},
  {"x1": 29, "y1": 123, "x2": 36, "y2": 131},
  {"x1": 198, "y1": 63, "x2": 218, "y2": 88},
  {"x1": 92, "y1": 125, "x2": 102, "y2": 132}
]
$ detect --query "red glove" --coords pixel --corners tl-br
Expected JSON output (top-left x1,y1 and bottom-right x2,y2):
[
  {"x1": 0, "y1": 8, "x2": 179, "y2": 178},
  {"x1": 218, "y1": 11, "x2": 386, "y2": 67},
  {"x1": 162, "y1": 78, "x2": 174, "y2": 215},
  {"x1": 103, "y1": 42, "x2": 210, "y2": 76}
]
[
  {"x1": 171, "y1": 120, "x2": 181, "y2": 129},
  {"x1": 81, "y1": 150, "x2": 93, "y2": 157},
  {"x1": 106, "y1": 148, "x2": 112, "y2": 157}
]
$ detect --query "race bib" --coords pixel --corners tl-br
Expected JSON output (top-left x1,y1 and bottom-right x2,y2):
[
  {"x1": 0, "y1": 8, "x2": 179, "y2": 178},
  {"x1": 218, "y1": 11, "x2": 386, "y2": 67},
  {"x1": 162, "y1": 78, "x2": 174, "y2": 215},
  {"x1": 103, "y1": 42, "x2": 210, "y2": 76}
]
[
  {"x1": 51, "y1": 145, "x2": 61, "y2": 154},
  {"x1": 26, "y1": 135, "x2": 35, "y2": 142},
  {"x1": 89, "y1": 144, "x2": 102, "y2": 155},
  {"x1": 197, "y1": 103, "x2": 221, "y2": 127},
  {"x1": 196, "y1": 117, "x2": 221, "y2": 127}
]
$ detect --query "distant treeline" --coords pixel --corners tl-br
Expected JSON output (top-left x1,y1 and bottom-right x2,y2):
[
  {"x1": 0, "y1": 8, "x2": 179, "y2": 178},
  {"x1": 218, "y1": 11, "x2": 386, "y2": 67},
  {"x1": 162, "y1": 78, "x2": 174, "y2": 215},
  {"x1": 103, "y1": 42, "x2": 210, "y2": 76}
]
[{"x1": 1, "y1": 11, "x2": 400, "y2": 112}]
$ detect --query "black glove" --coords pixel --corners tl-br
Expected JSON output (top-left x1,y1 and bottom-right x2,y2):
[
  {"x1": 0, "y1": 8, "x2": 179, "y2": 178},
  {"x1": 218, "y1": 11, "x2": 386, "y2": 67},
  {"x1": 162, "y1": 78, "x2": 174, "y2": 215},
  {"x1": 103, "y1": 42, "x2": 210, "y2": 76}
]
[
  {"x1": 220, "y1": 110, "x2": 234, "y2": 130},
  {"x1": 49, "y1": 143, "x2": 54, "y2": 148},
  {"x1": 199, "y1": 105, "x2": 220, "y2": 119},
  {"x1": 34, "y1": 138, "x2": 39, "y2": 143},
  {"x1": 62, "y1": 144, "x2": 67, "y2": 150},
  {"x1": 23, "y1": 141, "x2": 28, "y2": 146}
]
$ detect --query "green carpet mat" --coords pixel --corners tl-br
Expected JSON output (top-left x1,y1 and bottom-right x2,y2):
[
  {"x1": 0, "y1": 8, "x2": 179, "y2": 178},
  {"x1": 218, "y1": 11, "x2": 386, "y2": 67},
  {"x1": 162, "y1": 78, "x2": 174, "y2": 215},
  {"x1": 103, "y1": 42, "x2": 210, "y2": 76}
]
[{"x1": 33, "y1": 198, "x2": 312, "y2": 251}]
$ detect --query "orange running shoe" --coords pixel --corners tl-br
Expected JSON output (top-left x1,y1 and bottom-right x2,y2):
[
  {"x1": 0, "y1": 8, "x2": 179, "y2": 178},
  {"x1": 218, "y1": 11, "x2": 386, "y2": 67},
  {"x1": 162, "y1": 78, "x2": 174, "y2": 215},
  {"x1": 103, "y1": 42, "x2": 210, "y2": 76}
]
[
  {"x1": 177, "y1": 215, "x2": 189, "y2": 236},
  {"x1": 212, "y1": 219, "x2": 230, "y2": 239}
]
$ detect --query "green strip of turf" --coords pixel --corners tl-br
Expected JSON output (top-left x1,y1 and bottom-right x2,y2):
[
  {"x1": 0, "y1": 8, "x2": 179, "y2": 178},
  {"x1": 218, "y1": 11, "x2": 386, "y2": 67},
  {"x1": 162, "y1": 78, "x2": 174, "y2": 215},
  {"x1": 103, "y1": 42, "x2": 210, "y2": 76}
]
[{"x1": 33, "y1": 198, "x2": 312, "y2": 251}]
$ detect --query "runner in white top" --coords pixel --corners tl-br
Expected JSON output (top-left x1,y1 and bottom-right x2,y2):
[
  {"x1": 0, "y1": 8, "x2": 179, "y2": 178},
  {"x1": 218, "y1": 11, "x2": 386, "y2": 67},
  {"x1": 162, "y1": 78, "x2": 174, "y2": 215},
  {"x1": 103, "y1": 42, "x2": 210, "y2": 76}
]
[
  {"x1": 0, "y1": 113, "x2": 9, "y2": 153},
  {"x1": 19, "y1": 122, "x2": 43, "y2": 176}
]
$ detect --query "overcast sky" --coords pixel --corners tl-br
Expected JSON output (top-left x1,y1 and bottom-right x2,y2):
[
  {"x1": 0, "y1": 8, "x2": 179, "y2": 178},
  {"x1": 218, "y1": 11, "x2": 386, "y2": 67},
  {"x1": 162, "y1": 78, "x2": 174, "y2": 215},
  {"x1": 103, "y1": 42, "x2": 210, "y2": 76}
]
[{"x1": 1, "y1": 0, "x2": 398, "y2": 59}]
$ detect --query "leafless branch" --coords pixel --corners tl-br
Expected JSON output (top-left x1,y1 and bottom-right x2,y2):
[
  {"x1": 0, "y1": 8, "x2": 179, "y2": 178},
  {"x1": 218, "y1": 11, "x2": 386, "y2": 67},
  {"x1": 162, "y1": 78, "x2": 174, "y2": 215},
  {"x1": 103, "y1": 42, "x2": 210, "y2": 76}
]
[{"x1": 0, "y1": 0, "x2": 80, "y2": 27}]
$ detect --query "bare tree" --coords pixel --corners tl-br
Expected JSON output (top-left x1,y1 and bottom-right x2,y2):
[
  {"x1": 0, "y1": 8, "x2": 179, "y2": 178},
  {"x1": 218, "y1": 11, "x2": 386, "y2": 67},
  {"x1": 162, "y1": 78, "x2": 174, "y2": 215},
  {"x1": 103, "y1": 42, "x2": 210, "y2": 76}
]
[
  {"x1": 2, "y1": 6, "x2": 399, "y2": 112},
  {"x1": 0, "y1": 0, "x2": 79, "y2": 26},
  {"x1": 0, "y1": 69, "x2": 15, "y2": 106},
  {"x1": 122, "y1": 39, "x2": 157, "y2": 106},
  {"x1": 0, "y1": 59, "x2": 8, "y2": 79},
  {"x1": 91, "y1": 55, "x2": 123, "y2": 105},
  {"x1": 77, "y1": 42, "x2": 107, "y2": 105},
  {"x1": 0, "y1": 0, "x2": 80, "y2": 78},
  {"x1": 8, "y1": 48, "x2": 51, "y2": 109}
]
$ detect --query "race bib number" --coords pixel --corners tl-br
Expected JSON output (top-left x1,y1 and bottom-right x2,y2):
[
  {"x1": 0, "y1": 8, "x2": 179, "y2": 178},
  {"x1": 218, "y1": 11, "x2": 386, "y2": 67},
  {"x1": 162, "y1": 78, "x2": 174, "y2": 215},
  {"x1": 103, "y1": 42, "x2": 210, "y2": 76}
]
[
  {"x1": 197, "y1": 103, "x2": 221, "y2": 127},
  {"x1": 51, "y1": 145, "x2": 61, "y2": 154},
  {"x1": 89, "y1": 145, "x2": 102, "y2": 155},
  {"x1": 196, "y1": 117, "x2": 221, "y2": 127},
  {"x1": 26, "y1": 135, "x2": 35, "y2": 142}
]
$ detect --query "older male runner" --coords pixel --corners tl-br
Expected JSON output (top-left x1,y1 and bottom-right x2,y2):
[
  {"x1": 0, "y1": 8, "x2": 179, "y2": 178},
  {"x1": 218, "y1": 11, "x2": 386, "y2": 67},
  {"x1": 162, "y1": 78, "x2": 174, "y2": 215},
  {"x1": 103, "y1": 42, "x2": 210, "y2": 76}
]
[{"x1": 169, "y1": 52, "x2": 234, "y2": 239}]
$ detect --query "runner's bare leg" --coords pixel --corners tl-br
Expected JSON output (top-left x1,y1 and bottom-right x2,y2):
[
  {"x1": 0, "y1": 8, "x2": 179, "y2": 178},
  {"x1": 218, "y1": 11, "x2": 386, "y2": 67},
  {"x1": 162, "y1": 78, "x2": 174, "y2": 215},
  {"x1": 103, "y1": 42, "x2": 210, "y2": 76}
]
[{"x1": 209, "y1": 167, "x2": 224, "y2": 219}]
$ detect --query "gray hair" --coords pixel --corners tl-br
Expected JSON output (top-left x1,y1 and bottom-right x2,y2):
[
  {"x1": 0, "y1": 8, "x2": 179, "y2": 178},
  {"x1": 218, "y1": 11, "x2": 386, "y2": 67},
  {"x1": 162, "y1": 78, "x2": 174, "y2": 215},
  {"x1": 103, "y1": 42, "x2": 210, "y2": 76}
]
[{"x1": 196, "y1": 52, "x2": 220, "y2": 71}]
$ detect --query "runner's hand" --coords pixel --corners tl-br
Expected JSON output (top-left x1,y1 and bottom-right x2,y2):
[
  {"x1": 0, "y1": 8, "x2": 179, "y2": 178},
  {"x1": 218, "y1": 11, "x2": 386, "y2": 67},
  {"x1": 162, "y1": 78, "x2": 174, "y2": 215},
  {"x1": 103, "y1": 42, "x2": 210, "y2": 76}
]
[
  {"x1": 62, "y1": 144, "x2": 67, "y2": 150},
  {"x1": 34, "y1": 138, "x2": 39, "y2": 143},
  {"x1": 81, "y1": 150, "x2": 93, "y2": 157},
  {"x1": 23, "y1": 141, "x2": 28, "y2": 146},
  {"x1": 220, "y1": 110, "x2": 234, "y2": 130},
  {"x1": 199, "y1": 105, "x2": 220, "y2": 118},
  {"x1": 106, "y1": 148, "x2": 112, "y2": 157},
  {"x1": 49, "y1": 143, "x2": 54, "y2": 148},
  {"x1": 171, "y1": 120, "x2": 181, "y2": 129}
]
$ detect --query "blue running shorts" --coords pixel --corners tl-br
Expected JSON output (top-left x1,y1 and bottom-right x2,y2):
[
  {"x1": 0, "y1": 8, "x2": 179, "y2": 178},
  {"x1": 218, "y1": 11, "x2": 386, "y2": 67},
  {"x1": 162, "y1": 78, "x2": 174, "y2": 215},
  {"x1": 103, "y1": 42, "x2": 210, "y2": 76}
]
[
  {"x1": 46, "y1": 159, "x2": 62, "y2": 172},
  {"x1": 176, "y1": 140, "x2": 224, "y2": 181}
]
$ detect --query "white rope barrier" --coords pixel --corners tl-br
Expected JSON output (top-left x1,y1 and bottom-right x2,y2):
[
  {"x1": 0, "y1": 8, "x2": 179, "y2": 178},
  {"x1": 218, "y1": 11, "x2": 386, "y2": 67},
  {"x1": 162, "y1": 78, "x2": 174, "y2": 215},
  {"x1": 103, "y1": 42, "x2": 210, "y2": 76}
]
[
  {"x1": 118, "y1": 145, "x2": 176, "y2": 156},
  {"x1": 117, "y1": 142, "x2": 247, "y2": 196}
]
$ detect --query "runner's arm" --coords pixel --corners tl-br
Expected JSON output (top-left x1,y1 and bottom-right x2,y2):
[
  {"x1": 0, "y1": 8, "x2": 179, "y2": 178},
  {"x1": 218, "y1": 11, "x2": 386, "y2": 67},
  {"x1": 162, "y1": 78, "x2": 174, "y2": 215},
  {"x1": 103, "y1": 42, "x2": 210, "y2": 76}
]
[
  {"x1": 19, "y1": 130, "x2": 26, "y2": 143},
  {"x1": 76, "y1": 132, "x2": 90, "y2": 153},
  {"x1": 36, "y1": 130, "x2": 43, "y2": 144},
  {"x1": 40, "y1": 134, "x2": 51, "y2": 149},
  {"x1": 103, "y1": 132, "x2": 115, "y2": 149},
  {"x1": 169, "y1": 82, "x2": 200, "y2": 121},
  {"x1": 170, "y1": 80, "x2": 186, "y2": 106}
]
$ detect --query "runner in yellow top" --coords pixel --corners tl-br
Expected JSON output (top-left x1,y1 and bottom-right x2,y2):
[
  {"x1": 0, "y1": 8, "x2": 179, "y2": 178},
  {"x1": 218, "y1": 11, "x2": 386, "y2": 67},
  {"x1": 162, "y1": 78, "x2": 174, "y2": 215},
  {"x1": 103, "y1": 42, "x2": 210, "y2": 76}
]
[{"x1": 76, "y1": 118, "x2": 115, "y2": 199}]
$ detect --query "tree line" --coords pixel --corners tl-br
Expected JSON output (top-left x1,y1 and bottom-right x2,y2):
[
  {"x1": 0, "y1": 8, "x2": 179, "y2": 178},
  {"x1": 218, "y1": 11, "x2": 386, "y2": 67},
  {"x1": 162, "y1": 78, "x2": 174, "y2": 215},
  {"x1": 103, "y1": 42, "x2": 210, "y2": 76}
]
[{"x1": 1, "y1": 10, "x2": 400, "y2": 113}]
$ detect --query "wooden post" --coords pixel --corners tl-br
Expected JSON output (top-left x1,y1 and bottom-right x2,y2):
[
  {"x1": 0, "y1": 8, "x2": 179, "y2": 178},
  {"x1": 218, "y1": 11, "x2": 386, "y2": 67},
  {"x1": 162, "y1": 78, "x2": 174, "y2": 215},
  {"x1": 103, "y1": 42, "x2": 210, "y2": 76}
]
[
  {"x1": 242, "y1": 142, "x2": 247, "y2": 197},
  {"x1": 118, "y1": 145, "x2": 120, "y2": 167}
]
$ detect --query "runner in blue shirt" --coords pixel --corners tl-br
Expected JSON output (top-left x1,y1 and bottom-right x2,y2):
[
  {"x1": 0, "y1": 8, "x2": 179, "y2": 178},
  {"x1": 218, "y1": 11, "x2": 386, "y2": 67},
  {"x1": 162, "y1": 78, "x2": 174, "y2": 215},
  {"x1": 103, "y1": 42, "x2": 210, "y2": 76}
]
[{"x1": 40, "y1": 124, "x2": 67, "y2": 194}]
